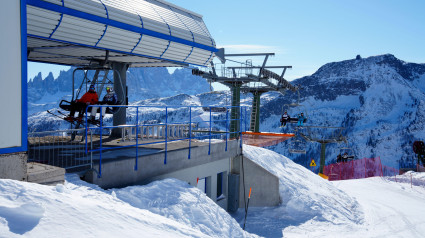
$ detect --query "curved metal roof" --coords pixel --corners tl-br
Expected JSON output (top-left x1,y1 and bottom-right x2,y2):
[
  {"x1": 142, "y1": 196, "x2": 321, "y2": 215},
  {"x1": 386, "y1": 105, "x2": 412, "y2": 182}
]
[{"x1": 26, "y1": 0, "x2": 217, "y2": 67}]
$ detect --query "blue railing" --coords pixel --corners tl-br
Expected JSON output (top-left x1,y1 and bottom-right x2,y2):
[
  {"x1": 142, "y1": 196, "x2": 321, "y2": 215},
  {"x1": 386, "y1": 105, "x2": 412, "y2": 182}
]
[{"x1": 84, "y1": 105, "x2": 248, "y2": 177}]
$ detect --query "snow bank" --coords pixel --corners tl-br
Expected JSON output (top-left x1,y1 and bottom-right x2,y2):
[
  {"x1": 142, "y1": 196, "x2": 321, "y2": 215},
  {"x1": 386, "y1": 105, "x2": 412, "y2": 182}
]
[
  {"x1": 113, "y1": 179, "x2": 255, "y2": 238},
  {"x1": 0, "y1": 175, "x2": 254, "y2": 237},
  {"x1": 243, "y1": 145, "x2": 363, "y2": 232}
]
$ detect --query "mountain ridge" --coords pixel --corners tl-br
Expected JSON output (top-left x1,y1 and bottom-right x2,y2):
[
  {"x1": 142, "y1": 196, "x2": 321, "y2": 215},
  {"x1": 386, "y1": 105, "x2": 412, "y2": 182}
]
[{"x1": 262, "y1": 54, "x2": 425, "y2": 168}]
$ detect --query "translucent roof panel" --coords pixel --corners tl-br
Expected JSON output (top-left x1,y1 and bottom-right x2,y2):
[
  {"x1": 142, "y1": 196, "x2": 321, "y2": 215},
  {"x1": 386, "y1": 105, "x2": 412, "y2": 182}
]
[
  {"x1": 242, "y1": 132, "x2": 295, "y2": 148},
  {"x1": 26, "y1": 0, "x2": 217, "y2": 67}
]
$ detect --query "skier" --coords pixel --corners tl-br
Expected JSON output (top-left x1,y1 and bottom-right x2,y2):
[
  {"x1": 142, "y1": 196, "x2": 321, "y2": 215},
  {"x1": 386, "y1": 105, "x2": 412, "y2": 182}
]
[
  {"x1": 413, "y1": 141, "x2": 425, "y2": 166},
  {"x1": 90, "y1": 86, "x2": 118, "y2": 123},
  {"x1": 337, "y1": 154, "x2": 342, "y2": 163},
  {"x1": 280, "y1": 111, "x2": 290, "y2": 127},
  {"x1": 65, "y1": 85, "x2": 99, "y2": 122},
  {"x1": 342, "y1": 152, "x2": 348, "y2": 163},
  {"x1": 297, "y1": 112, "x2": 305, "y2": 127}
]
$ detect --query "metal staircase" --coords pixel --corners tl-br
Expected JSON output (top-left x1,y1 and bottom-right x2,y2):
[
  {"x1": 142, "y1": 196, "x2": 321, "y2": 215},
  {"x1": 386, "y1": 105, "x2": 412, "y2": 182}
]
[{"x1": 250, "y1": 99, "x2": 257, "y2": 131}]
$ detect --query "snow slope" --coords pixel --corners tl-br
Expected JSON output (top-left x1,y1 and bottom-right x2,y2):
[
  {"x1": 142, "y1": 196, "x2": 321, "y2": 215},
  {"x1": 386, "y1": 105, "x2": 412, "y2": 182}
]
[
  {"x1": 241, "y1": 146, "x2": 425, "y2": 238},
  {"x1": 239, "y1": 145, "x2": 362, "y2": 237},
  {"x1": 284, "y1": 177, "x2": 425, "y2": 238},
  {"x1": 1, "y1": 146, "x2": 425, "y2": 237}
]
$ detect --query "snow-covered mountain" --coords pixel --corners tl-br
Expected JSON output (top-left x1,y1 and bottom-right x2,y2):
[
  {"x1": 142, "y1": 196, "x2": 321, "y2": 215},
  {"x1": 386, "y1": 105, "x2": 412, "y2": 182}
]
[
  {"x1": 28, "y1": 67, "x2": 211, "y2": 116},
  {"x1": 261, "y1": 54, "x2": 425, "y2": 168},
  {"x1": 28, "y1": 54, "x2": 425, "y2": 168}
]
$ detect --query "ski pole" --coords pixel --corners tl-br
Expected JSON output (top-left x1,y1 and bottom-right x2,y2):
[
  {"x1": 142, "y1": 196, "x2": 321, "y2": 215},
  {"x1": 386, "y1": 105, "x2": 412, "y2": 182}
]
[{"x1": 243, "y1": 187, "x2": 252, "y2": 230}]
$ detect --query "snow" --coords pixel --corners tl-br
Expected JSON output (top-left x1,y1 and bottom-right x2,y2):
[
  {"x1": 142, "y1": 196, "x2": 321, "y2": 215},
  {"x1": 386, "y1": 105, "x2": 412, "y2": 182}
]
[
  {"x1": 1, "y1": 146, "x2": 425, "y2": 237},
  {"x1": 240, "y1": 145, "x2": 362, "y2": 237},
  {"x1": 332, "y1": 178, "x2": 425, "y2": 237},
  {"x1": 0, "y1": 175, "x2": 254, "y2": 238},
  {"x1": 112, "y1": 180, "x2": 250, "y2": 238},
  {"x1": 240, "y1": 146, "x2": 425, "y2": 237}
]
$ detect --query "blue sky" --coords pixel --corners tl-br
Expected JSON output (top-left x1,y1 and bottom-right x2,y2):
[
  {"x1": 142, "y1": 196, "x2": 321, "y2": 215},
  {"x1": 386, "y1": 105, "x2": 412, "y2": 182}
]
[{"x1": 29, "y1": 0, "x2": 425, "y2": 83}]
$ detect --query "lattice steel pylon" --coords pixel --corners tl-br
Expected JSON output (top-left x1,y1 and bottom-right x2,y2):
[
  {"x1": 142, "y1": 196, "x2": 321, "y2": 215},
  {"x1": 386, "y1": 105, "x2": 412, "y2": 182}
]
[
  {"x1": 192, "y1": 50, "x2": 297, "y2": 135},
  {"x1": 298, "y1": 126, "x2": 347, "y2": 174}
]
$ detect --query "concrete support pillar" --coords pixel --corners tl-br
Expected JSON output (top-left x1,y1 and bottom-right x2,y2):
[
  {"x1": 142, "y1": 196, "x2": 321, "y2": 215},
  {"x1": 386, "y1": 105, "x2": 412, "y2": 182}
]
[
  {"x1": 0, "y1": 152, "x2": 27, "y2": 181},
  {"x1": 230, "y1": 83, "x2": 242, "y2": 139},
  {"x1": 210, "y1": 173, "x2": 217, "y2": 202},
  {"x1": 319, "y1": 142, "x2": 327, "y2": 174},
  {"x1": 111, "y1": 62, "x2": 128, "y2": 138},
  {"x1": 230, "y1": 154, "x2": 242, "y2": 174}
]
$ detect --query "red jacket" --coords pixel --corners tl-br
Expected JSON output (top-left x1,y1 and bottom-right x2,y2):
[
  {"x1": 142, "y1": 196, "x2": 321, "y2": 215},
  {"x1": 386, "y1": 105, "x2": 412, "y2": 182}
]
[{"x1": 77, "y1": 91, "x2": 98, "y2": 105}]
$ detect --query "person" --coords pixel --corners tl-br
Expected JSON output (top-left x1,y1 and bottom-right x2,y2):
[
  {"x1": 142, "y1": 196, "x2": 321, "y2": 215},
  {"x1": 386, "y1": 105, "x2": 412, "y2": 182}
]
[
  {"x1": 337, "y1": 154, "x2": 342, "y2": 163},
  {"x1": 65, "y1": 85, "x2": 98, "y2": 122},
  {"x1": 90, "y1": 86, "x2": 118, "y2": 123},
  {"x1": 280, "y1": 111, "x2": 290, "y2": 127},
  {"x1": 297, "y1": 112, "x2": 305, "y2": 127},
  {"x1": 342, "y1": 152, "x2": 348, "y2": 163}
]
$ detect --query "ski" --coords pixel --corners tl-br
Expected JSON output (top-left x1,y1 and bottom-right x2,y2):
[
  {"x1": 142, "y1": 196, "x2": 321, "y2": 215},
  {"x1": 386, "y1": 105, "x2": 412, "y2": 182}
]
[
  {"x1": 46, "y1": 110, "x2": 80, "y2": 126},
  {"x1": 47, "y1": 110, "x2": 68, "y2": 121},
  {"x1": 56, "y1": 110, "x2": 69, "y2": 117},
  {"x1": 58, "y1": 110, "x2": 101, "y2": 125}
]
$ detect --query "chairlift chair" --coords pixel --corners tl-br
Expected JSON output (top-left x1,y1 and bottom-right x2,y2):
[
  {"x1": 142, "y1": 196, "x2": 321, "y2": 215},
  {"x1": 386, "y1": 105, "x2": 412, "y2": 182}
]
[
  {"x1": 337, "y1": 146, "x2": 355, "y2": 163},
  {"x1": 281, "y1": 90, "x2": 308, "y2": 125},
  {"x1": 59, "y1": 67, "x2": 126, "y2": 116},
  {"x1": 288, "y1": 135, "x2": 307, "y2": 154}
]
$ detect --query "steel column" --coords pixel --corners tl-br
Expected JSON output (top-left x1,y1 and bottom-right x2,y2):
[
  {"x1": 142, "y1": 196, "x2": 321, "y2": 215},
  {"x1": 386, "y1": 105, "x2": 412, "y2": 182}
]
[
  {"x1": 319, "y1": 142, "x2": 327, "y2": 174},
  {"x1": 230, "y1": 83, "x2": 242, "y2": 139},
  {"x1": 111, "y1": 62, "x2": 128, "y2": 138},
  {"x1": 250, "y1": 91, "x2": 263, "y2": 132}
]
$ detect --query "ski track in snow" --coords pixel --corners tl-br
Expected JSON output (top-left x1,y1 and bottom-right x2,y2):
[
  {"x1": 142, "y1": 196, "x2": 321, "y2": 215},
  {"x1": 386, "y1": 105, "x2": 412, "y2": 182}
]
[{"x1": 331, "y1": 178, "x2": 425, "y2": 238}]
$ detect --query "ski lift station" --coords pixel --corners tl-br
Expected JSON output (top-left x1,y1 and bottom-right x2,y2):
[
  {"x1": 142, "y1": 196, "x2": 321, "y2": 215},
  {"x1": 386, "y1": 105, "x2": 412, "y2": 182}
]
[{"x1": 0, "y1": 0, "x2": 303, "y2": 212}]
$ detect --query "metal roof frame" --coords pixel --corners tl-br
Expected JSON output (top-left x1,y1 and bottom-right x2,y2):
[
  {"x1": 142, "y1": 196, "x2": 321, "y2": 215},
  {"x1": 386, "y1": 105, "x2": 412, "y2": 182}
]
[{"x1": 26, "y1": 0, "x2": 217, "y2": 67}]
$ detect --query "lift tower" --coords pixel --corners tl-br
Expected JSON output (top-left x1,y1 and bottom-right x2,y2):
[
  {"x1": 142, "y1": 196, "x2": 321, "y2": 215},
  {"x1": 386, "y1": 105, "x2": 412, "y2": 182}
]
[
  {"x1": 193, "y1": 51, "x2": 297, "y2": 135},
  {"x1": 299, "y1": 126, "x2": 347, "y2": 174}
]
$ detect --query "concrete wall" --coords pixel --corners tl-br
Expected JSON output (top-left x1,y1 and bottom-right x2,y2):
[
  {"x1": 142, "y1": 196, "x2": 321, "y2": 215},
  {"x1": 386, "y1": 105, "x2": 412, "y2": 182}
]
[
  {"x1": 85, "y1": 140, "x2": 280, "y2": 210},
  {"x1": 0, "y1": 153, "x2": 27, "y2": 181},
  {"x1": 86, "y1": 140, "x2": 241, "y2": 189},
  {"x1": 235, "y1": 156, "x2": 280, "y2": 208},
  {"x1": 0, "y1": 0, "x2": 22, "y2": 149}
]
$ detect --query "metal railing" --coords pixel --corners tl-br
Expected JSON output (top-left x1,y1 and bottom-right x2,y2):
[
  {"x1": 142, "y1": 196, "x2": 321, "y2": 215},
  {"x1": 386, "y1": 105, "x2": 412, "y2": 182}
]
[
  {"x1": 28, "y1": 128, "x2": 91, "y2": 170},
  {"x1": 28, "y1": 105, "x2": 248, "y2": 176},
  {"x1": 85, "y1": 105, "x2": 247, "y2": 177}
]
